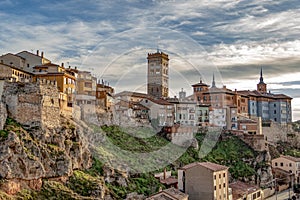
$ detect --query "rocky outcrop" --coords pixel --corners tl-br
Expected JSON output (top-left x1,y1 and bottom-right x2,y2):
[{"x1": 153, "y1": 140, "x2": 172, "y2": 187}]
[
  {"x1": 254, "y1": 150, "x2": 273, "y2": 186},
  {"x1": 0, "y1": 117, "x2": 92, "y2": 194}
]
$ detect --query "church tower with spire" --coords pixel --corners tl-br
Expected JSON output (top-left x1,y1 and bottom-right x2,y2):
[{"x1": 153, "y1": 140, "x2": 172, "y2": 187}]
[
  {"x1": 257, "y1": 67, "x2": 267, "y2": 93},
  {"x1": 211, "y1": 73, "x2": 216, "y2": 88}
]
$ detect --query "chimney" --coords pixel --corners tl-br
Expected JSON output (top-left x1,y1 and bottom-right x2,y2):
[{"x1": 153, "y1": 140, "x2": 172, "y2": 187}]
[
  {"x1": 36, "y1": 50, "x2": 39, "y2": 56},
  {"x1": 61, "y1": 63, "x2": 64, "y2": 68},
  {"x1": 163, "y1": 168, "x2": 166, "y2": 180},
  {"x1": 41, "y1": 51, "x2": 44, "y2": 58},
  {"x1": 75, "y1": 66, "x2": 77, "y2": 70}
]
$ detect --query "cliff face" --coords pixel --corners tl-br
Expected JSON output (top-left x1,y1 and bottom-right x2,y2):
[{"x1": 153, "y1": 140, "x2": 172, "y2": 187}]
[{"x1": 0, "y1": 81, "x2": 92, "y2": 195}]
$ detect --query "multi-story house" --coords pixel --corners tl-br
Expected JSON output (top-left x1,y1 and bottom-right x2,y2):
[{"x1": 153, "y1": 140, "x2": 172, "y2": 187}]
[
  {"x1": 96, "y1": 81, "x2": 114, "y2": 111},
  {"x1": 272, "y1": 155, "x2": 300, "y2": 184},
  {"x1": 0, "y1": 62, "x2": 33, "y2": 82},
  {"x1": 178, "y1": 162, "x2": 229, "y2": 200},
  {"x1": 140, "y1": 98, "x2": 174, "y2": 127},
  {"x1": 16, "y1": 50, "x2": 51, "y2": 72},
  {"x1": 168, "y1": 97, "x2": 197, "y2": 126},
  {"x1": 0, "y1": 50, "x2": 51, "y2": 73},
  {"x1": 33, "y1": 63, "x2": 76, "y2": 112}
]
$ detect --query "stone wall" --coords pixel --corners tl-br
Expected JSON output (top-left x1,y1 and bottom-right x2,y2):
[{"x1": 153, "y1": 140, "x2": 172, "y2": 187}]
[
  {"x1": 2, "y1": 80, "x2": 60, "y2": 129},
  {"x1": 263, "y1": 122, "x2": 290, "y2": 144},
  {"x1": 0, "y1": 80, "x2": 6, "y2": 130},
  {"x1": 0, "y1": 102, "x2": 7, "y2": 130},
  {"x1": 242, "y1": 134, "x2": 266, "y2": 152}
]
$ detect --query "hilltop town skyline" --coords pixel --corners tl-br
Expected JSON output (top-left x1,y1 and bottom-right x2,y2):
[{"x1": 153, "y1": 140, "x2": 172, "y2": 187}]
[{"x1": 1, "y1": 0, "x2": 299, "y2": 120}]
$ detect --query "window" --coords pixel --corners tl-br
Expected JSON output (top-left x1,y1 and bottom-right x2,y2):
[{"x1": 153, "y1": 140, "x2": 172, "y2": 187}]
[
  {"x1": 253, "y1": 193, "x2": 257, "y2": 199},
  {"x1": 280, "y1": 162, "x2": 283, "y2": 167},
  {"x1": 275, "y1": 162, "x2": 278, "y2": 166},
  {"x1": 274, "y1": 110, "x2": 277, "y2": 114},
  {"x1": 289, "y1": 163, "x2": 292, "y2": 167},
  {"x1": 219, "y1": 174, "x2": 221, "y2": 179},
  {"x1": 223, "y1": 173, "x2": 225, "y2": 177},
  {"x1": 214, "y1": 175, "x2": 216, "y2": 180},
  {"x1": 223, "y1": 183, "x2": 225, "y2": 187},
  {"x1": 257, "y1": 192, "x2": 261, "y2": 197}
]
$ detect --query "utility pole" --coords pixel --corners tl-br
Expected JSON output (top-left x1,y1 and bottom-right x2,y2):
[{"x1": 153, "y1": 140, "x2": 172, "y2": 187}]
[{"x1": 275, "y1": 177, "x2": 277, "y2": 200}]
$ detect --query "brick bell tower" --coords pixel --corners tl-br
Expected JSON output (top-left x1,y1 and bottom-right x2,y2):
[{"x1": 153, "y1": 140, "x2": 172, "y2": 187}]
[{"x1": 147, "y1": 50, "x2": 169, "y2": 98}]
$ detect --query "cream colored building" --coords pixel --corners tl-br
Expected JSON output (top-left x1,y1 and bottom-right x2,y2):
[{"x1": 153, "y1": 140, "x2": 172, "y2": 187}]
[
  {"x1": 16, "y1": 50, "x2": 51, "y2": 72},
  {"x1": 178, "y1": 162, "x2": 229, "y2": 200},
  {"x1": 0, "y1": 50, "x2": 51, "y2": 73},
  {"x1": 272, "y1": 155, "x2": 300, "y2": 184},
  {"x1": 0, "y1": 63, "x2": 33, "y2": 82}
]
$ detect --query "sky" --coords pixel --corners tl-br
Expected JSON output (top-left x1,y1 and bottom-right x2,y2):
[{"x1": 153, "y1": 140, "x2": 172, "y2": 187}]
[{"x1": 0, "y1": 0, "x2": 300, "y2": 120}]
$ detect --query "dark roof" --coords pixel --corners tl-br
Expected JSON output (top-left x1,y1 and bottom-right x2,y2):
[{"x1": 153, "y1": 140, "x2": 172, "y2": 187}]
[
  {"x1": 229, "y1": 181, "x2": 260, "y2": 200},
  {"x1": 160, "y1": 177, "x2": 178, "y2": 185},
  {"x1": 115, "y1": 91, "x2": 149, "y2": 98},
  {"x1": 192, "y1": 81, "x2": 210, "y2": 87},
  {"x1": 238, "y1": 90, "x2": 292, "y2": 100},
  {"x1": 16, "y1": 50, "x2": 47, "y2": 59},
  {"x1": 1, "y1": 53, "x2": 26, "y2": 60},
  {"x1": 180, "y1": 162, "x2": 228, "y2": 172}
]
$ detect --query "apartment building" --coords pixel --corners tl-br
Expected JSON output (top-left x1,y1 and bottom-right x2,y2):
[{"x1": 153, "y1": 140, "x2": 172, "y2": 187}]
[
  {"x1": 178, "y1": 162, "x2": 229, "y2": 200},
  {"x1": 238, "y1": 69, "x2": 292, "y2": 124}
]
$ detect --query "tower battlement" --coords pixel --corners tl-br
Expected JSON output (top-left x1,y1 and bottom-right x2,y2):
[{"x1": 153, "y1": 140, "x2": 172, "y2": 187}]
[{"x1": 147, "y1": 51, "x2": 169, "y2": 60}]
